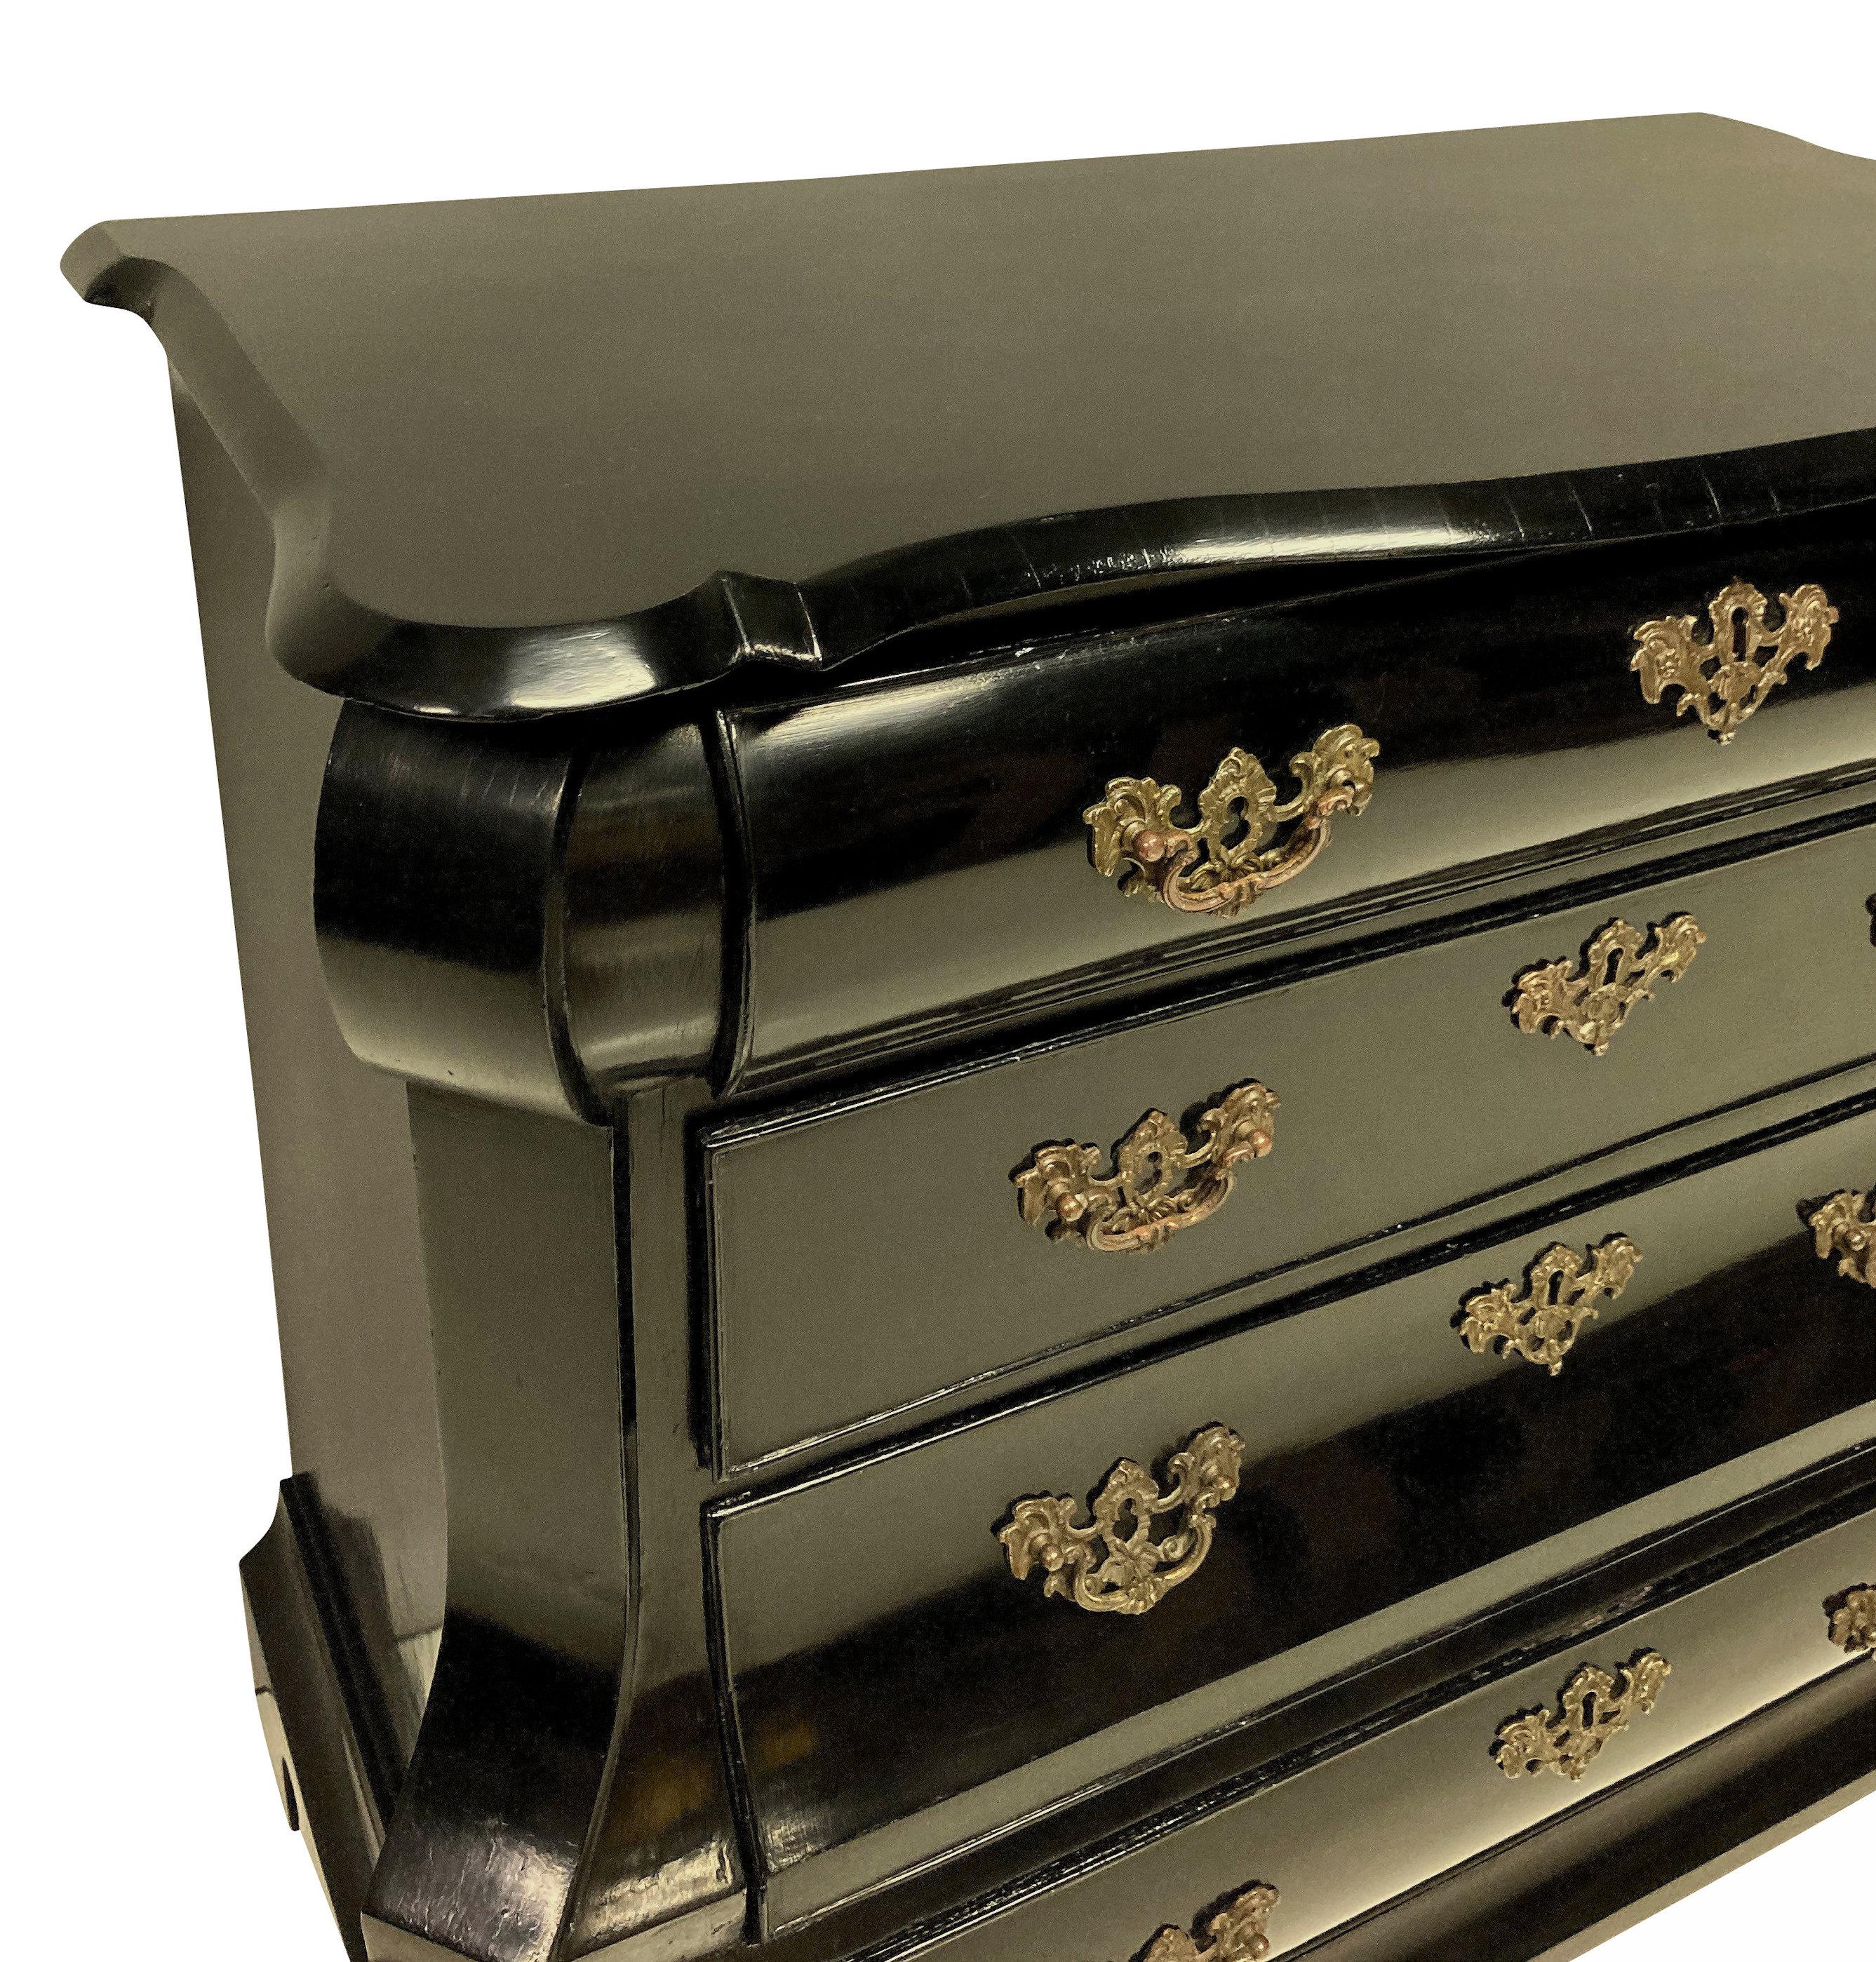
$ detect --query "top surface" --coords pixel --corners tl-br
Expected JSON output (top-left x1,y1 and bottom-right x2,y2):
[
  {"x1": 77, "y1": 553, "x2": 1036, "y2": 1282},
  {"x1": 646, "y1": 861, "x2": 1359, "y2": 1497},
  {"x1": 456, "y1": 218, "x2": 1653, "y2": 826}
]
[{"x1": 67, "y1": 115, "x2": 1876, "y2": 717}]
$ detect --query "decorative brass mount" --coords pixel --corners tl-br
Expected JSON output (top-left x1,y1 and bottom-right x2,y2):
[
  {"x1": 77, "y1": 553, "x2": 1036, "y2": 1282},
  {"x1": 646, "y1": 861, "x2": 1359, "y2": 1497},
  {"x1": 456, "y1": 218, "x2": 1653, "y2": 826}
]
[
  {"x1": 1457, "y1": 1235, "x2": 1640, "y2": 1375},
  {"x1": 1825, "y1": 1585, "x2": 1876, "y2": 1654},
  {"x1": 1015, "y1": 1081, "x2": 1278, "y2": 1253},
  {"x1": 1138, "y1": 1883, "x2": 1281, "y2": 1962},
  {"x1": 1509, "y1": 913, "x2": 1705, "y2": 1054},
  {"x1": 1085, "y1": 725, "x2": 1379, "y2": 918},
  {"x1": 1492, "y1": 1651, "x2": 1672, "y2": 1781},
  {"x1": 1632, "y1": 579, "x2": 1837, "y2": 741},
  {"x1": 999, "y1": 1423, "x2": 1245, "y2": 1616},
  {"x1": 1805, "y1": 1188, "x2": 1876, "y2": 1287}
]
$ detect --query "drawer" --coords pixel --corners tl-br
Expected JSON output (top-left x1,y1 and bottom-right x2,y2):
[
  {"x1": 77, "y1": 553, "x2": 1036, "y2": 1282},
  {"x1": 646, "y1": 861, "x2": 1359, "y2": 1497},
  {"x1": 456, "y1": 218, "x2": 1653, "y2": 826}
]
[
  {"x1": 721, "y1": 509, "x2": 1876, "y2": 1092},
  {"x1": 709, "y1": 1100, "x2": 1876, "y2": 1931},
  {"x1": 873, "y1": 1495, "x2": 1876, "y2": 1961},
  {"x1": 704, "y1": 809, "x2": 1876, "y2": 1470}
]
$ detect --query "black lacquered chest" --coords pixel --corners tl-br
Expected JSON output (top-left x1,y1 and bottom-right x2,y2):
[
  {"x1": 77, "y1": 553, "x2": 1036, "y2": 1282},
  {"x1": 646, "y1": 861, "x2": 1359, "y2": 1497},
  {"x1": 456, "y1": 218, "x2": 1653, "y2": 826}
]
[{"x1": 67, "y1": 113, "x2": 1876, "y2": 1962}]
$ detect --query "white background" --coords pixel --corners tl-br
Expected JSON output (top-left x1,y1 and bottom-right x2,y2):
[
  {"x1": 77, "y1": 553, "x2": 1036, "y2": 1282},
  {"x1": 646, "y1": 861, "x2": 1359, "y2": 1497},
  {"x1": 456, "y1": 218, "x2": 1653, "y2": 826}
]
[{"x1": 6, "y1": 4, "x2": 1871, "y2": 1956}]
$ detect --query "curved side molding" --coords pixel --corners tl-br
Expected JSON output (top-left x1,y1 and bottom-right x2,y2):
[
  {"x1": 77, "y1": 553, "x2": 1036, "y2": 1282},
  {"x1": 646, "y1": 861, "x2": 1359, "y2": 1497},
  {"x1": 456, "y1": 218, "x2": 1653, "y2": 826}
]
[
  {"x1": 560, "y1": 723, "x2": 728, "y2": 1104},
  {"x1": 316, "y1": 708, "x2": 728, "y2": 1118},
  {"x1": 360, "y1": 1093, "x2": 748, "y2": 1962},
  {"x1": 314, "y1": 704, "x2": 594, "y2": 1120}
]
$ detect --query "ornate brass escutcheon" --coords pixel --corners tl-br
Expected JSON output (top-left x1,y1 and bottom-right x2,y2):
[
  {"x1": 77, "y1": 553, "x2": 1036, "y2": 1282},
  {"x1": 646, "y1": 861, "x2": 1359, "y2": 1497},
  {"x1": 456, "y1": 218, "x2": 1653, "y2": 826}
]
[
  {"x1": 1085, "y1": 725, "x2": 1379, "y2": 918},
  {"x1": 1014, "y1": 1080, "x2": 1278, "y2": 1253},
  {"x1": 999, "y1": 1423, "x2": 1245, "y2": 1616},
  {"x1": 1137, "y1": 1882, "x2": 1281, "y2": 1962},
  {"x1": 1493, "y1": 1650, "x2": 1671, "y2": 1781},
  {"x1": 1631, "y1": 578, "x2": 1838, "y2": 741},
  {"x1": 1805, "y1": 1188, "x2": 1876, "y2": 1286},
  {"x1": 1508, "y1": 913, "x2": 1704, "y2": 1054},
  {"x1": 1825, "y1": 1585, "x2": 1876, "y2": 1654},
  {"x1": 1457, "y1": 1235, "x2": 1640, "y2": 1375}
]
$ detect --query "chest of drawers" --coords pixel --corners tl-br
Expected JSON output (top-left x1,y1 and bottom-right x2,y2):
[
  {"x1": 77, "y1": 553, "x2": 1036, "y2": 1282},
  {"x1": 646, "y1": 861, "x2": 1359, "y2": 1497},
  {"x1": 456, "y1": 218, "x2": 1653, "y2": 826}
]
[{"x1": 67, "y1": 114, "x2": 1876, "y2": 1962}]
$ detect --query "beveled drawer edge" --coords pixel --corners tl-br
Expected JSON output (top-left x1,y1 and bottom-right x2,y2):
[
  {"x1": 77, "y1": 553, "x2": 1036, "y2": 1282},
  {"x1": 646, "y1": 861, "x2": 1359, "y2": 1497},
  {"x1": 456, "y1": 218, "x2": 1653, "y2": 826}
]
[
  {"x1": 697, "y1": 793, "x2": 1876, "y2": 1477},
  {"x1": 704, "y1": 785, "x2": 1876, "y2": 1153},
  {"x1": 800, "y1": 1481, "x2": 1876, "y2": 1959},
  {"x1": 1278, "y1": 1672, "x2": 1876, "y2": 1962},
  {"x1": 720, "y1": 766, "x2": 1876, "y2": 1110},
  {"x1": 704, "y1": 1065, "x2": 1876, "y2": 1482},
  {"x1": 725, "y1": 1432, "x2": 1876, "y2": 1940}
]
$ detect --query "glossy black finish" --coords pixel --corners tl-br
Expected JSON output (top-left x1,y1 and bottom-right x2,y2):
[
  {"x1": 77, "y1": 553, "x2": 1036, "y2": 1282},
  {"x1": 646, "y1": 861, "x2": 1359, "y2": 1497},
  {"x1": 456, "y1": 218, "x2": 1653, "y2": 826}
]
[
  {"x1": 316, "y1": 705, "x2": 728, "y2": 1119},
  {"x1": 311, "y1": 507, "x2": 1876, "y2": 1124},
  {"x1": 173, "y1": 388, "x2": 446, "y2": 1776},
  {"x1": 712, "y1": 1098, "x2": 1876, "y2": 1926},
  {"x1": 718, "y1": 507, "x2": 1876, "y2": 1088},
  {"x1": 317, "y1": 711, "x2": 592, "y2": 1120},
  {"x1": 69, "y1": 116, "x2": 1876, "y2": 1962},
  {"x1": 707, "y1": 810, "x2": 1876, "y2": 1467},
  {"x1": 832, "y1": 1491, "x2": 1876, "y2": 1961},
  {"x1": 243, "y1": 1483, "x2": 389, "y2": 1962},
  {"x1": 1304, "y1": 1662, "x2": 1875, "y2": 1962},
  {"x1": 361, "y1": 1094, "x2": 634, "y2": 1961},
  {"x1": 62, "y1": 121, "x2": 1876, "y2": 717}
]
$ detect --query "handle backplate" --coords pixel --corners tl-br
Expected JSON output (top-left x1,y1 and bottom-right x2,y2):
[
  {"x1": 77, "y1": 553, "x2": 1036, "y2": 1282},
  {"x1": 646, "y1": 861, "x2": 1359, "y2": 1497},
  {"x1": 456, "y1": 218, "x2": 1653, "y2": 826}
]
[
  {"x1": 999, "y1": 1423, "x2": 1244, "y2": 1616},
  {"x1": 1085, "y1": 725, "x2": 1378, "y2": 918},
  {"x1": 1015, "y1": 1080, "x2": 1277, "y2": 1254},
  {"x1": 1493, "y1": 1650, "x2": 1671, "y2": 1781},
  {"x1": 1138, "y1": 1882, "x2": 1280, "y2": 1962},
  {"x1": 1509, "y1": 914, "x2": 1703, "y2": 1054},
  {"x1": 1826, "y1": 1585, "x2": 1876, "y2": 1653},
  {"x1": 1457, "y1": 1235, "x2": 1640, "y2": 1375},
  {"x1": 1806, "y1": 1188, "x2": 1875, "y2": 1287},
  {"x1": 1632, "y1": 579, "x2": 1837, "y2": 741}
]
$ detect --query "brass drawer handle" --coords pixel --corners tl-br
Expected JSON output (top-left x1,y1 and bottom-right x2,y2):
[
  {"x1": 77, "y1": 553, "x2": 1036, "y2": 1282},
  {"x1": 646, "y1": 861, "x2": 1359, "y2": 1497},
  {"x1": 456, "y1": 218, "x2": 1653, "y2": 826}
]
[
  {"x1": 1015, "y1": 1080, "x2": 1277, "y2": 1254},
  {"x1": 1085, "y1": 724, "x2": 1378, "y2": 918},
  {"x1": 1826, "y1": 1586, "x2": 1876, "y2": 1654},
  {"x1": 1457, "y1": 1235, "x2": 1640, "y2": 1375},
  {"x1": 1493, "y1": 1650, "x2": 1670, "y2": 1781},
  {"x1": 1509, "y1": 913, "x2": 1704, "y2": 1054},
  {"x1": 1805, "y1": 1188, "x2": 1875, "y2": 1287},
  {"x1": 999, "y1": 1423, "x2": 1244, "y2": 1616},
  {"x1": 1139, "y1": 1882, "x2": 1280, "y2": 1962},
  {"x1": 1633, "y1": 578, "x2": 1837, "y2": 742}
]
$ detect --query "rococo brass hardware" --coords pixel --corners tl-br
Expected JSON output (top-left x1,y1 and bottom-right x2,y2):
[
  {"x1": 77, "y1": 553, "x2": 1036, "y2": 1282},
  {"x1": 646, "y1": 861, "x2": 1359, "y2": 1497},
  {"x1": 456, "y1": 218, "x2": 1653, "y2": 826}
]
[
  {"x1": 1015, "y1": 1081, "x2": 1278, "y2": 1253},
  {"x1": 1138, "y1": 1882, "x2": 1281, "y2": 1962},
  {"x1": 1632, "y1": 578, "x2": 1838, "y2": 741},
  {"x1": 1509, "y1": 913, "x2": 1705, "y2": 1054},
  {"x1": 999, "y1": 1423, "x2": 1245, "y2": 1616},
  {"x1": 1825, "y1": 1585, "x2": 1876, "y2": 1654},
  {"x1": 1492, "y1": 1650, "x2": 1672, "y2": 1781},
  {"x1": 1457, "y1": 1235, "x2": 1640, "y2": 1375},
  {"x1": 1805, "y1": 1188, "x2": 1876, "y2": 1287},
  {"x1": 1085, "y1": 725, "x2": 1379, "y2": 918}
]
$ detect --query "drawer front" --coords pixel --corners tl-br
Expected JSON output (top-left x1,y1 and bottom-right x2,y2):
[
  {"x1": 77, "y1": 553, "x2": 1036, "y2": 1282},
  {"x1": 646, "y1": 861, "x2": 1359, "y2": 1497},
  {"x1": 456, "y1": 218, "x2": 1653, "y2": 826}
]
[
  {"x1": 890, "y1": 1499, "x2": 1876, "y2": 1961},
  {"x1": 710, "y1": 1101, "x2": 1876, "y2": 1929},
  {"x1": 723, "y1": 511, "x2": 1875, "y2": 1091},
  {"x1": 705, "y1": 812, "x2": 1876, "y2": 1469}
]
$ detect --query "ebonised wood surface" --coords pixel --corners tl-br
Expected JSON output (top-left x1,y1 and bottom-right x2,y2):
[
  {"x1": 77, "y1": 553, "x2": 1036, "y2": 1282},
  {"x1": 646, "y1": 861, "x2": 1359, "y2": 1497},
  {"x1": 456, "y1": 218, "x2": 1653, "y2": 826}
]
[
  {"x1": 808, "y1": 1498, "x2": 1876, "y2": 1958},
  {"x1": 308, "y1": 509, "x2": 1876, "y2": 1124},
  {"x1": 63, "y1": 119, "x2": 1876, "y2": 714},
  {"x1": 716, "y1": 507, "x2": 1876, "y2": 1088},
  {"x1": 68, "y1": 112, "x2": 1876, "y2": 1962},
  {"x1": 713, "y1": 1100, "x2": 1876, "y2": 1921},
  {"x1": 706, "y1": 813, "x2": 1876, "y2": 1465}
]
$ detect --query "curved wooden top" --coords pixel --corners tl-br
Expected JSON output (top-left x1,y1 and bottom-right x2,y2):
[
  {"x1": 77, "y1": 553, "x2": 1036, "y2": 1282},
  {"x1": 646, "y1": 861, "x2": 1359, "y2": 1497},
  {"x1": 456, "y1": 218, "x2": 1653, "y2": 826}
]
[{"x1": 66, "y1": 114, "x2": 1876, "y2": 720}]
